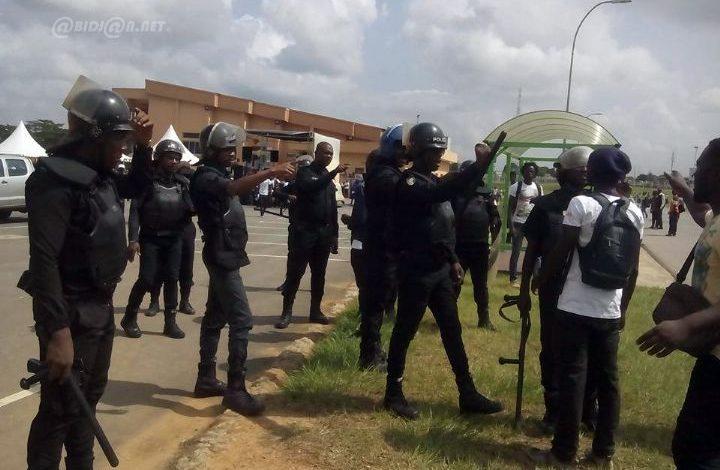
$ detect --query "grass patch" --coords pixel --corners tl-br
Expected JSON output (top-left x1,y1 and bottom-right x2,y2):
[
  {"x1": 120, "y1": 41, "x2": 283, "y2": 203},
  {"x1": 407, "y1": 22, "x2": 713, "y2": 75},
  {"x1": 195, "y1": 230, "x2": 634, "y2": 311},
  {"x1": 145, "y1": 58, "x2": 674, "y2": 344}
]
[{"x1": 276, "y1": 276, "x2": 692, "y2": 469}]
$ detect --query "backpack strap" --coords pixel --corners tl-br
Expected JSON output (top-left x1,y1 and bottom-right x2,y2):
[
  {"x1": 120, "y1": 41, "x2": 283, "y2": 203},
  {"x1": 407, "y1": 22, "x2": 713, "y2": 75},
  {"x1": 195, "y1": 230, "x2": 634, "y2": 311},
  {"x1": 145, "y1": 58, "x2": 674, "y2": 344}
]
[{"x1": 676, "y1": 245, "x2": 696, "y2": 283}]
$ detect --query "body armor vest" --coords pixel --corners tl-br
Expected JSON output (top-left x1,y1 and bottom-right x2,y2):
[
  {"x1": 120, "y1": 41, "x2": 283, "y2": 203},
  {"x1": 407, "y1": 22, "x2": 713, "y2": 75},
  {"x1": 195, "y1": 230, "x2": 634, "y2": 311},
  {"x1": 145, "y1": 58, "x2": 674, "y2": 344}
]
[{"x1": 140, "y1": 179, "x2": 189, "y2": 234}]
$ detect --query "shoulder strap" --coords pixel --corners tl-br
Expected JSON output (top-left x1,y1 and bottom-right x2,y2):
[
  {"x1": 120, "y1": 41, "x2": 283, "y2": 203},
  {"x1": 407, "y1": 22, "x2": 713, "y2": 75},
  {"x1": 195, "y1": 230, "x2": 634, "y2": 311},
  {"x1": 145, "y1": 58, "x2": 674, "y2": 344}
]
[
  {"x1": 588, "y1": 192, "x2": 611, "y2": 209},
  {"x1": 677, "y1": 245, "x2": 697, "y2": 283},
  {"x1": 515, "y1": 181, "x2": 522, "y2": 198},
  {"x1": 40, "y1": 157, "x2": 98, "y2": 188}
]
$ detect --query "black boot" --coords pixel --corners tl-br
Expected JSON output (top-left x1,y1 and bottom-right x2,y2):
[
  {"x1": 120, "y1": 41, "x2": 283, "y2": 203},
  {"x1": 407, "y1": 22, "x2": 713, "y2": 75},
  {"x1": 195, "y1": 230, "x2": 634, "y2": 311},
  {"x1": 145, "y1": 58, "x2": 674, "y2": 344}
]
[
  {"x1": 275, "y1": 294, "x2": 294, "y2": 329},
  {"x1": 120, "y1": 308, "x2": 142, "y2": 338},
  {"x1": 457, "y1": 376, "x2": 503, "y2": 415},
  {"x1": 146, "y1": 298, "x2": 160, "y2": 317},
  {"x1": 309, "y1": 297, "x2": 329, "y2": 325},
  {"x1": 359, "y1": 341, "x2": 387, "y2": 372},
  {"x1": 477, "y1": 310, "x2": 496, "y2": 331},
  {"x1": 194, "y1": 362, "x2": 226, "y2": 398},
  {"x1": 179, "y1": 285, "x2": 195, "y2": 315},
  {"x1": 384, "y1": 378, "x2": 419, "y2": 420},
  {"x1": 222, "y1": 373, "x2": 265, "y2": 416},
  {"x1": 163, "y1": 310, "x2": 185, "y2": 339}
]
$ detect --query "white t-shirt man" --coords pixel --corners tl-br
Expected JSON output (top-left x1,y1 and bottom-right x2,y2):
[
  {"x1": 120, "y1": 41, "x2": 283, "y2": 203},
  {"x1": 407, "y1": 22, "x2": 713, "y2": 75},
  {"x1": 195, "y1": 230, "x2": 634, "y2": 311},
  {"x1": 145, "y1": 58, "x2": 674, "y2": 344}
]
[
  {"x1": 509, "y1": 181, "x2": 542, "y2": 224},
  {"x1": 557, "y1": 193, "x2": 645, "y2": 319},
  {"x1": 258, "y1": 179, "x2": 271, "y2": 196}
]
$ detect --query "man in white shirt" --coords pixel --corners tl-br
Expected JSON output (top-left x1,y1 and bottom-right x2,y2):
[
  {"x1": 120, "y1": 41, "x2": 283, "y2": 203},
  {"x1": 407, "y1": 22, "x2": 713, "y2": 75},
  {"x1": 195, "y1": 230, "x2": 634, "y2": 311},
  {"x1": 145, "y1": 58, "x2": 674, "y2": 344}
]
[
  {"x1": 530, "y1": 148, "x2": 643, "y2": 468},
  {"x1": 258, "y1": 177, "x2": 272, "y2": 216},
  {"x1": 508, "y1": 162, "x2": 542, "y2": 287}
]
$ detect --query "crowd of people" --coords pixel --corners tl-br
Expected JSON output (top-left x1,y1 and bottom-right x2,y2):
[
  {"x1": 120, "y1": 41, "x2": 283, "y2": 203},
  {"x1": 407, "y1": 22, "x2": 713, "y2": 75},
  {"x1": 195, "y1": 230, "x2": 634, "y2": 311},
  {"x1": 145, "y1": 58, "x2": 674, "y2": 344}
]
[{"x1": 18, "y1": 77, "x2": 720, "y2": 470}]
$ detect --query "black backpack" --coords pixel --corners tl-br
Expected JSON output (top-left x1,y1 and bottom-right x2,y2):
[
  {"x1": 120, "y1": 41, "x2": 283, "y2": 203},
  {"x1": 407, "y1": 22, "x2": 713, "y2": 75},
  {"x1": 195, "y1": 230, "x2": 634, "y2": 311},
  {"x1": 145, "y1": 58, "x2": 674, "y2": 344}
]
[{"x1": 578, "y1": 194, "x2": 641, "y2": 289}]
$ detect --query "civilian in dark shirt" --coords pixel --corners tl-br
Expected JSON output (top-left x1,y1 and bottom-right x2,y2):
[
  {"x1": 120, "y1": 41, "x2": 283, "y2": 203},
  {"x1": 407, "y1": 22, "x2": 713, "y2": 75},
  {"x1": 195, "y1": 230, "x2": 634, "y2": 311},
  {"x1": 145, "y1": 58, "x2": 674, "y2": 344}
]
[
  {"x1": 274, "y1": 142, "x2": 348, "y2": 329},
  {"x1": 519, "y1": 146, "x2": 595, "y2": 435}
]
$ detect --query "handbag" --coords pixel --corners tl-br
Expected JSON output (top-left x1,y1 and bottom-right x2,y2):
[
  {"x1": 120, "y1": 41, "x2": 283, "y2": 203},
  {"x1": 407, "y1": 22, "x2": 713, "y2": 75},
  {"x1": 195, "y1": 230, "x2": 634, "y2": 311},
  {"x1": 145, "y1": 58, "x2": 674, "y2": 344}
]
[{"x1": 652, "y1": 245, "x2": 713, "y2": 356}]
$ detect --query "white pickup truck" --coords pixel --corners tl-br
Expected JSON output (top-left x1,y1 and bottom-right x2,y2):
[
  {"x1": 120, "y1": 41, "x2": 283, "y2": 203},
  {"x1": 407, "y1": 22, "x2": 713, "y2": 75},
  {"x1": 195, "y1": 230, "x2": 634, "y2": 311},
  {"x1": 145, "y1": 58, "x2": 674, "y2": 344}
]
[{"x1": 0, "y1": 155, "x2": 34, "y2": 220}]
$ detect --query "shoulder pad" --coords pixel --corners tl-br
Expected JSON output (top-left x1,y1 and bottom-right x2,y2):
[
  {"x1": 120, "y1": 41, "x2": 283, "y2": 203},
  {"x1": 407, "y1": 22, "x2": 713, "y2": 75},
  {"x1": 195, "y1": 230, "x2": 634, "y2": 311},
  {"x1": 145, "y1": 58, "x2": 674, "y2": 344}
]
[{"x1": 39, "y1": 157, "x2": 97, "y2": 188}]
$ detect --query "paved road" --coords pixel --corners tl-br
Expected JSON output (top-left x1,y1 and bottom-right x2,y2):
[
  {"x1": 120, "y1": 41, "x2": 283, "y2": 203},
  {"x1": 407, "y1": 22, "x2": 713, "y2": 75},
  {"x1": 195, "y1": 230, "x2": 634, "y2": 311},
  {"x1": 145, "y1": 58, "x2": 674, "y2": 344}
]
[
  {"x1": 641, "y1": 211, "x2": 703, "y2": 276},
  {"x1": 0, "y1": 206, "x2": 354, "y2": 469}
]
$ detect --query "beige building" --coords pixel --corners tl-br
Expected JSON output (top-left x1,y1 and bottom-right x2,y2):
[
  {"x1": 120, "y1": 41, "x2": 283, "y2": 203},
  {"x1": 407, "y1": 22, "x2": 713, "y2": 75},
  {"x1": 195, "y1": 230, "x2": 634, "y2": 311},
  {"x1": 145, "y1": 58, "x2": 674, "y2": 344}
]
[{"x1": 115, "y1": 80, "x2": 457, "y2": 175}]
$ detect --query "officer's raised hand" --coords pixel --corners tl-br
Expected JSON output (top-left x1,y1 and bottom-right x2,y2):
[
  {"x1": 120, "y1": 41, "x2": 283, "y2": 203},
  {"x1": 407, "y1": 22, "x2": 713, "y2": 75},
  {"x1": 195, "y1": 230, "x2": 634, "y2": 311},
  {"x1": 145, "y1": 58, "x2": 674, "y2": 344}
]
[
  {"x1": 127, "y1": 241, "x2": 140, "y2": 262},
  {"x1": 336, "y1": 163, "x2": 350, "y2": 174},
  {"x1": 46, "y1": 327, "x2": 74, "y2": 382},
  {"x1": 271, "y1": 162, "x2": 296, "y2": 181},
  {"x1": 474, "y1": 142, "x2": 492, "y2": 168},
  {"x1": 131, "y1": 107, "x2": 153, "y2": 146}
]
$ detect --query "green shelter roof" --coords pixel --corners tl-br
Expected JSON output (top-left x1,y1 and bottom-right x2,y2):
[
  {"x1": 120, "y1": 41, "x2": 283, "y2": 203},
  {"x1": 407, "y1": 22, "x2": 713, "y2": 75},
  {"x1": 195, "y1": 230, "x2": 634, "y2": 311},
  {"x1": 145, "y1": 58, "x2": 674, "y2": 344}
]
[{"x1": 484, "y1": 110, "x2": 621, "y2": 157}]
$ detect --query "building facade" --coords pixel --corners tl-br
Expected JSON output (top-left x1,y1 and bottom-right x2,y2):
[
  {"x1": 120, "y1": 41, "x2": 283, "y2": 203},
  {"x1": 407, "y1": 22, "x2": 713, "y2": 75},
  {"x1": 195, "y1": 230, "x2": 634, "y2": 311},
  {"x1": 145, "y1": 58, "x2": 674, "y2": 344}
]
[{"x1": 115, "y1": 80, "x2": 457, "y2": 175}]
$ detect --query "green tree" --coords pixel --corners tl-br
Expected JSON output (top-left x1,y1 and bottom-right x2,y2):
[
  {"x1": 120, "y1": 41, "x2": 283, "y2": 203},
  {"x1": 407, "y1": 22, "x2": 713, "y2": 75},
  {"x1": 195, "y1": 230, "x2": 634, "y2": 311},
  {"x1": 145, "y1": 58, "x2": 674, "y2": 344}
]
[{"x1": 25, "y1": 120, "x2": 67, "y2": 148}]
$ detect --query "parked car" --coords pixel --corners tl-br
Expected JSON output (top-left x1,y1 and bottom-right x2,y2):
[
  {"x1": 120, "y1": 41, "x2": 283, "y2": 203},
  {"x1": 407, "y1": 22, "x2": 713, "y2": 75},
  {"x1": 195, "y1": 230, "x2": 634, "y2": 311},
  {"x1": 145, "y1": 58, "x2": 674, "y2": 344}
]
[{"x1": 0, "y1": 155, "x2": 35, "y2": 220}]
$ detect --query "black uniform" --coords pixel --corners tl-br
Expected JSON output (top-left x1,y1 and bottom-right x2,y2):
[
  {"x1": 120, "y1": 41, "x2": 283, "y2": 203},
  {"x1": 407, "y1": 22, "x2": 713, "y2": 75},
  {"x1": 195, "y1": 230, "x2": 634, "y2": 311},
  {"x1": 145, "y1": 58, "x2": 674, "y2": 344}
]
[
  {"x1": 523, "y1": 186, "x2": 597, "y2": 426},
  {"x1": 125, "y1": 171, "x2": 193, "y2": 322},
  {"x1": 190, "y1": 160, "x2": 254, "y2": 385},
  {"x1": 360, "y1": 161, "x2": 402, "y2": 364},
  {"x1": 280, "y1": 162, "x2": 339, "y2": 319},
  {"x1": 386, "y1": 164, "x2": 487, "y2": 393},
  {"x1": 452, "y1": 187, "x2": 499, "y2": 327},
  {"x1": 22, "y1": 145, "x2": 150, "y2": 469},
  {"x1": 345, "y1": 178, "x2": 368, "y2": 319}
]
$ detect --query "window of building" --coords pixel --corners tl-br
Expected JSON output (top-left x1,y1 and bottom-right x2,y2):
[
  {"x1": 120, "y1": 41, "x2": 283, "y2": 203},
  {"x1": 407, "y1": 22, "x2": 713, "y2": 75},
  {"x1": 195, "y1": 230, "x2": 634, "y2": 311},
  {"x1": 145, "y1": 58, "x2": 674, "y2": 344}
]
[{"x1": 6, "y1": 159, "x2": 27, "y2": 176}]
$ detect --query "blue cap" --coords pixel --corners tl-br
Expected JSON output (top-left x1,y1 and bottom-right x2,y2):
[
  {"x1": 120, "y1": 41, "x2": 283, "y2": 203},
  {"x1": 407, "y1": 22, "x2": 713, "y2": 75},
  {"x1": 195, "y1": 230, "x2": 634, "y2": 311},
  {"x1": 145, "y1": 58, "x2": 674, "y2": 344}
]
[{"x1": 588, "y1": 147, "x2": 632, "y2": 180}]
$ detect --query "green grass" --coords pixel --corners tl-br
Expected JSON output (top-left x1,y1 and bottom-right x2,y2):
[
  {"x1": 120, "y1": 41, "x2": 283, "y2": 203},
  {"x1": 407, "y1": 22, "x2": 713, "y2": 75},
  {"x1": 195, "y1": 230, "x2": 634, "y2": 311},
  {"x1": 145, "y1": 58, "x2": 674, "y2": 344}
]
[{"x1": 276, "y1": 277, "x2": 693, "y2": 469}]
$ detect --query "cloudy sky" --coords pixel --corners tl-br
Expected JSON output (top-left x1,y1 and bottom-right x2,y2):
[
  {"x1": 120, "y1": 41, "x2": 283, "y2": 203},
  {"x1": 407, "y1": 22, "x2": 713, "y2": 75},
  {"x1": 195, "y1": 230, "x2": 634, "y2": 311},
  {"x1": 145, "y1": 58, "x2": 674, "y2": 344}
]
[{"x1": 1, "y1": 0, "x2": 719, "y2": 174}]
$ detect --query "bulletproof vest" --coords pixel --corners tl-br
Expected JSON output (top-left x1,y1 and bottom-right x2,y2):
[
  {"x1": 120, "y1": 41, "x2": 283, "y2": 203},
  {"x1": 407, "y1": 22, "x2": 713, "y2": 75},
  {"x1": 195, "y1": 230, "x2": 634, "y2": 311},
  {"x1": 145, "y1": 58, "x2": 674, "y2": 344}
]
[
  {"x1": 396, "y1": 170, "x2": 456, "y2": 270},
  {"x1": 193, "y1": 165, "x2": 249, "y2": 270},
  {"x1": 453, "y1": 192, "x2": 490, "y2": 246},
  {"x1": 140, "y1": 179, "x2": 189, "y2": 234},
  {"x1": 41, "y1": 158, "x2": 128, "y2": 293},
  {"x1": 534, "y1": 188, "x2": 580, "y2": 257},
  {"x1": 364, "y1": 163, "x2": 402, "y2": 250}
]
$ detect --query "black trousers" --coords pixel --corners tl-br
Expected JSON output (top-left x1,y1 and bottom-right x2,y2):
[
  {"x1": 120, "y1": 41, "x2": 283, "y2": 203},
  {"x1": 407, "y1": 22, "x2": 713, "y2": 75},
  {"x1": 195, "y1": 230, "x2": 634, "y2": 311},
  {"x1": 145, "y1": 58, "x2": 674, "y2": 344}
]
[
  {"x1": 552, "y1": 310, "x2": 620, "y2": 462},
  {"x1": 456, "y1": 243, "x2": 490, "y2": 320},
  {"x1": 669, "y1": 213, "x2": 680, "y2": 236},
  {"x1": 28, "y1": 309, "x2": 114, "y2": 470},
  {"x1": 350, "y1": 248, "x2": 368, "y2": 317},
  {"x1": 538, "y1": 286, "x2": 598, "y2": 423},
  {"x1": 652, "y1": 210, "x2": 663, "y2": 229},
  {"x1": 673, "y1": 355, "x2": 720, "y2": 469},
  {"x1": 360, "y1": 245, "x2": 398, "y2": 359},
  {"x1": 258, "y1": 195, "x2": 271, "y2": 216},
  {"x1": 386, "y1": 263, "x2": 471, "y2": 386},
  {"x1": 127, "y1": 234, "x2": 182, "y2": 312},
  {"x1": 151, "y1": 222, "x2": 196, "y2": 303},
  {"x1": 200, "y1": 260, "x2": 254, "y2": 377},
  {"x1": 282, "y1": 225, "x2": 333, "y2": 313}
]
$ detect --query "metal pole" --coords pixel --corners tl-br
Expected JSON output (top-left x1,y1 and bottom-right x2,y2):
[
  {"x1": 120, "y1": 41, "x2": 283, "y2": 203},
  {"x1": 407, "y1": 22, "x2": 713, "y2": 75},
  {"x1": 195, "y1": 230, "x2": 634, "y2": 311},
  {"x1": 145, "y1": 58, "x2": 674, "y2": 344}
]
[{"x1": 566, "y1": 1, "x2": 630, "y2": 112}]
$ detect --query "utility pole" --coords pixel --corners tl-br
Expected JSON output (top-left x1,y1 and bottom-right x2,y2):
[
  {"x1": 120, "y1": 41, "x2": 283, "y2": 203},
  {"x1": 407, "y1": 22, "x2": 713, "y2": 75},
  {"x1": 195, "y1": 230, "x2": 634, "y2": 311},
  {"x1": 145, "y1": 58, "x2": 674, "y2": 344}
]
[
  {"x1": 416, "y1": 114, "x2": 420, "y2": 124},
  {"x1": 516, "y1": 88, "x2": 522, "y2": 116},
  {"x1": 670, "y1": 150, "x2": 676, "y2": 171}
]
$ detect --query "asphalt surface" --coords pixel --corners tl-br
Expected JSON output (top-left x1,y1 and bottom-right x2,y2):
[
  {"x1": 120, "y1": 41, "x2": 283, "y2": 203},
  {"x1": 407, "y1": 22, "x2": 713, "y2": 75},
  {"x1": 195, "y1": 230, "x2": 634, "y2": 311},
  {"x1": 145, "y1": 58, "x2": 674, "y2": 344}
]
[
  {"x1": 0, "y1": 206, "x2": 354, "y2": 469},
  {"x1": 641, "y1": 210, "x2": 703, "y2": 276}
]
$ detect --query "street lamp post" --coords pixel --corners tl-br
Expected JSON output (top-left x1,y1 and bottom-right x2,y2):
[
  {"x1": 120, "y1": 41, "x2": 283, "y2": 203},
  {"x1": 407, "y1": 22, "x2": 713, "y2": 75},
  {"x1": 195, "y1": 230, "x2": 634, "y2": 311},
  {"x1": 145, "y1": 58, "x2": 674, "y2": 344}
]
[{"x1": 565, "y1": 0, "x2": 632, "y2": 112}]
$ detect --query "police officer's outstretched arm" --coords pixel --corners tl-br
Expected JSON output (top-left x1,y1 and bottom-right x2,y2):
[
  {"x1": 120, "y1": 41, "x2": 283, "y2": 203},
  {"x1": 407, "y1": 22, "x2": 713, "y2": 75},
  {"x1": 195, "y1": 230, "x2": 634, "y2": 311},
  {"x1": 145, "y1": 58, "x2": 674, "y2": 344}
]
[
  {"x1": 226, "y1": 162, "x2": 295, "y2": 197},
  {"x1": 296, "y1": 163, "x2": 349, "y2": 194},
  {"x1": 115, "y1": 108, "x2": 154, "y2": 199},
  {"x1": 25, "y1": 173, "x2": 75, "y2": 382},
  {"x1": 127, "y1": 198, "x2": 141, "y2": 262}
]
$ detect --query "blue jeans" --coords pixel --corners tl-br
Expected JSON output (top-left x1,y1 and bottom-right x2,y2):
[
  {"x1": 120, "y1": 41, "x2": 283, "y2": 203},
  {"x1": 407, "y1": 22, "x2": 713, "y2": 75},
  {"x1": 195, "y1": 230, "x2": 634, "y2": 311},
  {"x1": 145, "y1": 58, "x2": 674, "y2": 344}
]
[{"x1": 509, "y1": 222, "x2": 524, "y2": 281}]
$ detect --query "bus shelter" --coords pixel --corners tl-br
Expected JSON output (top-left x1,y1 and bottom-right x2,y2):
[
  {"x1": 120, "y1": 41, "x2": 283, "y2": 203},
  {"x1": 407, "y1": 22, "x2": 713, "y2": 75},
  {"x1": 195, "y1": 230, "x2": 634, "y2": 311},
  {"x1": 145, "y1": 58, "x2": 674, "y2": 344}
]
[{"x1": 482, "y1": 110, "x2": 621, "y2": 249}]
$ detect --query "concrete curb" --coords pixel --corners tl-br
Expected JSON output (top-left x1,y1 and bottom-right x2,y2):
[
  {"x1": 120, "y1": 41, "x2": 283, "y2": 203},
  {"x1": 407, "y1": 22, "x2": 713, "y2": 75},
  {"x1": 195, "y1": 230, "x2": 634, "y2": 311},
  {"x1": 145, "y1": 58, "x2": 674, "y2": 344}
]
[
  {"x1": 171, "y1": 284, "x2": 359, "y2": 470},
  {"x1": 641, "y1": 242, "x2": 678, "y2": 279}
]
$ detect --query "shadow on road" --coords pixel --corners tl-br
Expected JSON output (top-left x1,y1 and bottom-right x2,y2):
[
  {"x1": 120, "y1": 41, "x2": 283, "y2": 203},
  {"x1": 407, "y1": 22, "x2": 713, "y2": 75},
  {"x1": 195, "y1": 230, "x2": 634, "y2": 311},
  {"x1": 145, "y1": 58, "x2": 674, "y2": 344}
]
[{"x1": 100, "y1": 380, "x2": 224, "y2": 418}]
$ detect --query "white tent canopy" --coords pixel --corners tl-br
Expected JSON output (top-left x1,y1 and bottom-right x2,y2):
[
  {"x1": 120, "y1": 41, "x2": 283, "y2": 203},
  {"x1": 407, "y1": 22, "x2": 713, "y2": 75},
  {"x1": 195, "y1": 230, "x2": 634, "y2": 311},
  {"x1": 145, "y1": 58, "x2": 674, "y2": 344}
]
[
  {"x1": 153, "y1": 125, "x2": 199, "y2": 165},
  {"x1": 0, "y1": 121, "x2": 47, "y2": 157}
]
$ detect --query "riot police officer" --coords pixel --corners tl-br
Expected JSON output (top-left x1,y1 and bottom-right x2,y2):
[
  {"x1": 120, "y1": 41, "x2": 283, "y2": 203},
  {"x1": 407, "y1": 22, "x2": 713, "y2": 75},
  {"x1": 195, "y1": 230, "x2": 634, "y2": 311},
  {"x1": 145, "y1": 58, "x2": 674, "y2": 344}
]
[
  {"x1": 359, "y1": 124, "x2": 407, "y2": 370},
  {"x1": 21, "y1": 78, "x2": 152, "y2": 469},
  {"x1": 384, "y1": 122, "x2": 503, "y2": 420},
  {"x1": 120, "y1": 139, "x2": 194, "y2": 339},
  {"x1": 518, "y1": 146, "x2": 597, "y2": 434},
  {"x1": 452, "y1": 156, "x2": 501, "y2": 330},
  {"x1": 274, "y1": 143, "x2": 348, "y2": 329},
  {"x1": 190, "y1": 122, "x2": 294, "y2": 415}
]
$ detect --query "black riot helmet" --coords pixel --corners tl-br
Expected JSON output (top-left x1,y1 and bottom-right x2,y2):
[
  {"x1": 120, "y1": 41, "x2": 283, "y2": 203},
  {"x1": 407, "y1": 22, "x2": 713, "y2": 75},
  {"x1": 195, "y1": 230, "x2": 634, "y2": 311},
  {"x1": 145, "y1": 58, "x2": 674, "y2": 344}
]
[
  {"x1": 154, "y1": 139, "x2": 183, "y2": 159},
  {"x1": 199, "y1": 122, "x2": 244, "y2": 157},
  {"x1": 66, "y1": 88, "x2": 134, "y2": 139},
  {"x1": 408, "y1": 122, "x2": 448, "y2": 159},
  {"x1": 459, "y1": 160, "x2": 473, "y2": 172}
]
